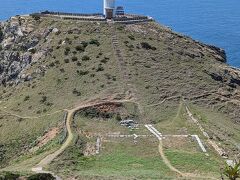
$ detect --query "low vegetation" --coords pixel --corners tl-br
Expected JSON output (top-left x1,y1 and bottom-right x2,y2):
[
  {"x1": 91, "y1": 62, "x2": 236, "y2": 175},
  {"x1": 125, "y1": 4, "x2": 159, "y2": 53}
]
[{"x1": 0, "y1": 16, "x2": 239, "y2": 179}]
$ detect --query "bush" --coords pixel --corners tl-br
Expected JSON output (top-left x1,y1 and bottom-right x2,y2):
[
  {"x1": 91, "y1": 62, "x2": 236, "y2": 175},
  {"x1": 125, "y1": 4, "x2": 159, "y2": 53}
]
[
  {"x1": 40, "y1": 96, "x2": 47, "y2": 103},
  {"x1": 49, "y1": 62, "x2": 55, "y2": 67},
  {"x1": 64, "y1": 59, "x2": 70, "y2": 63},
  {"x1": 77, "y1": 70, "x2": 89, "y2": 76},
  {"x1": 65, "y1": 38, "x2": 72, "y2": 44},
  {"x1": 117, "y1": 26, "x2": 124, "y2": 31},
  {"x1": 223, "y1": 160, "x2": 240, "y2": 180},
  {"x1": 72, "y1": 56, "x2": 78, "y2": 62},
  {"x1": 96, "y1": 65, "x2": 104, "y2": 72},
  {"x1": 60, "y1": 68, "x2": 65, "y2": 73},
  {"x1": 64, "y1": 47, "x2": 70, "y2": 56},
  {"x1": 0, "y1": 171, "x2": 20, "y2": 180},
  {"x1": 89, "y1": 39, "x2": 100, "y2": 46},
  {"x1": 100, "y1": 59, "x2": 107, "y2": 64},
  {"x1": 30, "y1": 14, "x2": 41, "y2": 21},
  {"x1": 128, "y1": 35, "x2": 135, "y2": 40},
  {"x1": 100, "y1": 57, "x2": 109, "y2": 64},
  {"x1": 82, "y1": 55, "x2": 90, "y2": 61},
  {"x1": 75, "y1": 45, "x2": 85, "y2": 52},
  {"x1": 141, "y1": 42, "x2": 156, "y2": 50},
  {"x1": 27, "y1": 173, "x2": 55, "y2": 180},
  {"x1": 81, "y1": 41, "x2": 88, "y2": 48},
  {"x1": 0, "y1": 29, "x2": 4, "y2": 42},
  {"x1": 115, "y1": 113, "x2": 122, "y2": 121},
  {"x1": 24, "y1": 95, "x2": 30, "y2": 101},
  {"x1": 72, "y1": 88, "x2": 81, "y2": 96}
]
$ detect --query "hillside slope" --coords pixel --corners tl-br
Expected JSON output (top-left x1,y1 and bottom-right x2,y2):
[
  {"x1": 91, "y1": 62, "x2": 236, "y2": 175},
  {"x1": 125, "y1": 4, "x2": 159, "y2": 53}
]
[{"x1": 0, "y1": 15, "x2": 239, "y2": 179}]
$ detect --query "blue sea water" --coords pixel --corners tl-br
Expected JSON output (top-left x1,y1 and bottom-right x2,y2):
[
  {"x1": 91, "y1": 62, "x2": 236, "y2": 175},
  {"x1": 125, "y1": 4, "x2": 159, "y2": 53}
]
[{"x1": 0, "y1": 0, "x2": 239, "y2": 67}]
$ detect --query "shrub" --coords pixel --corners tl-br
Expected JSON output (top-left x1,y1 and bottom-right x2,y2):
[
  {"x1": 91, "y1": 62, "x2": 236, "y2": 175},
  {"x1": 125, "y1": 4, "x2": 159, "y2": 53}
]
[
  {"x1": 75, "y1": 45, "x2": 85, "y2": 52},
  {"x1": 64, "y1": 59, "x2": 70, "y2": 63},
  {"x1": 89, "y1": 39, "x2": 100, "y2": 46},
  {"x1": 115, "y1": 113, "x2": 122, "y2": 121},
  {"x1": 90, "y1": 73, "x2": 95, "y2": 77},
  {"x1": 82, "y1": 55, "x2": 90, "y2": 61},
  {"x1": 81, "y1": 41, "x2": 88, "y2": 48},
  {"x1": 77, "y1": 70, "x2": 89, "y2": 76},
  {"x1": 65, "y1": 38, "x2": 72, "y2": 44},
  {"x1": 0, "y1": 172, "x2": 20, "y2": 180},
  {"x1": 28, "y1": 48, "x2": 36, "y2": 54},
  {"x1": 117, "y1": 26, "x2": 124, "y2": 31},
  {"x1": 101, "y1": 57, "x2": 109, "y2": 64},
  {"x1": 30, "y1": 14, "x2": 41, "y2": 21},
  {"x1": 49, "y1": 62, "x2": 55, "y2": 67},
  {"x1": 40, "y1": 96, "x2": 47, "y2": 103},
  {"x1": 72, "y1": 56, "x2": 78, "y2": 62},
  {"x1": 96, "y1": 65, "x2": 104, "y2": 72},
  {"x1": 0, "y1": 29, "x2": 3, "y2": 41},
  {"x1": 72, "y1": 88, "x2": 81, "y2": 96},
  {"x1": 223, "y1": 160, "x2": 240, "y2": 180},
  {"x1": 24, "y1": 95, "x2": 30, "y2": 101},
  {"x1": 100, "y1": 59, "x2": 107, "y2": 64},
  {"x1": 64, "y1": 51, "x2": 69, "y2": 56},
  {"x1": 128, "y1": 35, "x2": 135, "y2": 40},
  {"x1": 58, "y1": 39, "x2": 63, "y2": 45},
  {"x1": 27, "y1": 173, "x2": 55, "y2": 180},
  {"x1": 141, "y1": 42, "x2": 156, "y2": 50},
  {"x1": 46, "y1": 102, "x2": 53, "y2": 106},
  {"x1": 112, "y1": 76, "x2": 117, "y2": 81},
  {"x1": 55, "y1": 60, "x2": 60, "y2": 64},
  {"x1": 64, "y1": 47, "x2": 70, "y2": 55}
]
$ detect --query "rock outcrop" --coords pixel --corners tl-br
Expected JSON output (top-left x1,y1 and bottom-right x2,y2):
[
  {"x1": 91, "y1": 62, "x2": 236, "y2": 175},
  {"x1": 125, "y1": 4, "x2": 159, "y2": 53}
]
[{"x1": 0, "y1": 16, "x2": 52, "y2": 86}]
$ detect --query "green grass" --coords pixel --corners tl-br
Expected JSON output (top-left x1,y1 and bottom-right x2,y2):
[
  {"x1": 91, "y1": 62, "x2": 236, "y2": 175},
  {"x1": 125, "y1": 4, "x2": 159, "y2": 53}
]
[
  {"x1": 0, "y1": 111, "x2": 63, "y2": 168},
  {"x1": 50, "y1": 138, "x2": 173, "y2": 179},
  {"x1": 165, "y1": 149, "x2": 221, "y2": 176},
  {"x1": 187, "y1": 104, "x2": 240, "y2": 158}
]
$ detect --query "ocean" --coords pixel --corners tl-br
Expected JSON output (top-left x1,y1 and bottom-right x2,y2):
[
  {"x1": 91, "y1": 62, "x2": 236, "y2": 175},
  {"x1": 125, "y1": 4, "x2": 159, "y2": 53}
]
[{"x1": 0, "y1": 0, "x2": 239, "y2": 67}]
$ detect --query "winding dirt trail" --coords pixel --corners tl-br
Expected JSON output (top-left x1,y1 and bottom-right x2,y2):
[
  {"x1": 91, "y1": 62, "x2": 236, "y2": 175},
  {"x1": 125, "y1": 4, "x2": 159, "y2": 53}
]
[
  {"x1": 34, "y1": 109, "x2": 74, "y2": 168},
  {"x1": 158, "y1": 139, "x2": 218, "y2": 180},
  {"x1": 0, "y1": 109, "x2": 63, "y2": 119},
  {"x1": 32, "y1": 98, "x2": 134, "y2": 178}
]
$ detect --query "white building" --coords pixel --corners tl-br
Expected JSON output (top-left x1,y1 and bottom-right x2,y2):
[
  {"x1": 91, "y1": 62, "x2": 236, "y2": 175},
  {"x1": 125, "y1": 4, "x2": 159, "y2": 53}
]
[{"x1": 103, "y1": 0, "x2": 115, "y2": 19}]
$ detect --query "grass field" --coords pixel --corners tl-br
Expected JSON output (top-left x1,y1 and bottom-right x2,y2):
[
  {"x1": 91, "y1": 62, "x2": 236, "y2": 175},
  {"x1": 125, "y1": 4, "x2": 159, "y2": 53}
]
[{"x1": 0, "y1": 17, "x2": 239, "y2": 179}]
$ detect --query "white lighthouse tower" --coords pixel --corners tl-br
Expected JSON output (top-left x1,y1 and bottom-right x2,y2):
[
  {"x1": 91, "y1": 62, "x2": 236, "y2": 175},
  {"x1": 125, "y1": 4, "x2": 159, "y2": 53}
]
[{"x1": 103, "y1": 0, "x2": 115, "y2": 19}]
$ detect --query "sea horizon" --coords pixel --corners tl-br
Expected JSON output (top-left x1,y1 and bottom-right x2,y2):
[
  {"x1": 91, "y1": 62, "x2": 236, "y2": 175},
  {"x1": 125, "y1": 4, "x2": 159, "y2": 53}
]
[{"x1": 0, "y1": 0, "x2": 239, "y2": 67}]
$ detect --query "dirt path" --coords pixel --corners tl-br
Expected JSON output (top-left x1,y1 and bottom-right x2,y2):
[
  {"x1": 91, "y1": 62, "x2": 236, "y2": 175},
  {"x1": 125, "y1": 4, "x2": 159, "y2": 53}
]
[
  {"x1": 158, "y1": 140, "x2": 218, "y2": 180},
  {"x1": 0, "y1": 109, "x2": 63, "y2": 119},
  {"x1": 158, "y1": 140, "x2": 185, "y2": 177},
  {"x1": 32, "y1": 98, "x2": 134, "y2": 176},
  {"x1": 34, "y1": 109, "x2": 74, "y2": 168},
  {"x1": 145, "y1": 124, "x2": 218, "y2": 179}
]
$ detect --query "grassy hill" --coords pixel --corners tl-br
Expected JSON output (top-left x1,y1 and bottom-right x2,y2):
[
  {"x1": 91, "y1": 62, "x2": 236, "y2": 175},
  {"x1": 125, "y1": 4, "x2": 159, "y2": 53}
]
[{"x1": 0, "y1": 15, "x2": 239, "y2": 179}]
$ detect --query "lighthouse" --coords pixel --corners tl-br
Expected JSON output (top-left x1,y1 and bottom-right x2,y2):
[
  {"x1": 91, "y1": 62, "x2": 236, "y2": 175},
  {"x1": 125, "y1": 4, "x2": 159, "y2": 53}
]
[{"x1": 103, "y1": 0, "x2": 115, "y2": 19}]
